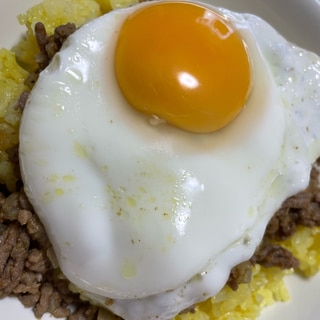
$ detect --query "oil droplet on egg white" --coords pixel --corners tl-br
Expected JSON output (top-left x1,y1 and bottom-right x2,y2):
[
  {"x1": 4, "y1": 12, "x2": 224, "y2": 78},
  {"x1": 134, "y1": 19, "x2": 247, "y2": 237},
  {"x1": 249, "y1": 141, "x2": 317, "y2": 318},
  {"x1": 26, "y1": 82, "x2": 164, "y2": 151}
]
[{"x1": 122, "y1": 260, "x2": 137, "y2": 280}]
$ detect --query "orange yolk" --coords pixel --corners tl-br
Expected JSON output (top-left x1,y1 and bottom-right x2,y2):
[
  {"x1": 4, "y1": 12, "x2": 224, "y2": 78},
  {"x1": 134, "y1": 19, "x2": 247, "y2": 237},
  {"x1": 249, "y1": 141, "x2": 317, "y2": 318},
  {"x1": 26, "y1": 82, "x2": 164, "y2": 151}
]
[{"x1": 114, "y1": 2, "x2": 252, "y2": 133}]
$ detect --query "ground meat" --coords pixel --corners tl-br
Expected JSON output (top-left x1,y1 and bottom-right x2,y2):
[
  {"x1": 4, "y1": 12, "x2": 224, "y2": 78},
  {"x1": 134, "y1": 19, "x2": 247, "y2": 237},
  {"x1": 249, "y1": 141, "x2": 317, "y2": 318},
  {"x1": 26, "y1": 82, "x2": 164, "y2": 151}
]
[
  {"x1": 15, "y1": 22, "x2": 77, "y2": 112},
  {"x1": 19, "y1": 21, "x2": 77, "y2": 91},
  {"x1": 251, "y1": 243, "x2": 299, "y2": 269},
  {"x1": 24, "y1": 72, "x2": 39, "y2": 90},
  {"x1": 0, "y1": 190, "x2": 101, "y2": 319},
  {"x1": 226, "y1": 165, "x2": 320, "y2": 290},
  {"x1": 14, "y1": 90, "x2": 29, "y2": 111},
  {"x1": 264, "y1": 167, "x2": 320, "y2": 242},
  {"x1": 227, "y1": 261, "x2": 252, "y2": 291},
  {"x1": 35, "y1": 21, "x2": 76, "y2": 71}
]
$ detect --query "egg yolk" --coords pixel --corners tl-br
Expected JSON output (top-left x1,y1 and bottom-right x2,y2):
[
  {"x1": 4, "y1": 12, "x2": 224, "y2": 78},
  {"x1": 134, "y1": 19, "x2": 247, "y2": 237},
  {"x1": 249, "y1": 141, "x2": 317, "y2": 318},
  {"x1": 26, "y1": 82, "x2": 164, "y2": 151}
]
[{"x1": 114, "y1": 2, "x2": 252, "y2": 133}]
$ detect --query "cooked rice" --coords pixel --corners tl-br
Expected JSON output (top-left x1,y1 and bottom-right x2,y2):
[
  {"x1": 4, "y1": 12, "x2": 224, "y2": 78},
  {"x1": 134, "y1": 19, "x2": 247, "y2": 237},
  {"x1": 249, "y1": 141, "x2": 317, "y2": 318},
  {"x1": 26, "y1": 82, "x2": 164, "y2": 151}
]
[
  {"x1": 1, "y1": 0, "x2": 320, "y2": 319},
  {"x1": 0, "y1": 48, "x2": 28, "y2": 191}
]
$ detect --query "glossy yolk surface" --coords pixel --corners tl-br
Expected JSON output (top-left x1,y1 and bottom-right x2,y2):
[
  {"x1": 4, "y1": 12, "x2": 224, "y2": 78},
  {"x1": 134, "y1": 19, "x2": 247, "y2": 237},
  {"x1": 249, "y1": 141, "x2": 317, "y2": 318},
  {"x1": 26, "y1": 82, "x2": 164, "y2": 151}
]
[{"x1": 114, "y1": 2, "x2": 252, "y2": 133}]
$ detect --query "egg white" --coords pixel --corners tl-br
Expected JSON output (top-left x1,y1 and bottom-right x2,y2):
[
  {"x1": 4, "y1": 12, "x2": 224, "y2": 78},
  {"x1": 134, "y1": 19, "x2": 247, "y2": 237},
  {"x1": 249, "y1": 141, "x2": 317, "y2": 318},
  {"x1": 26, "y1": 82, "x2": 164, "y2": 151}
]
[{"x1": 19, "y1": 1, "x2": 320, "y2": 319}]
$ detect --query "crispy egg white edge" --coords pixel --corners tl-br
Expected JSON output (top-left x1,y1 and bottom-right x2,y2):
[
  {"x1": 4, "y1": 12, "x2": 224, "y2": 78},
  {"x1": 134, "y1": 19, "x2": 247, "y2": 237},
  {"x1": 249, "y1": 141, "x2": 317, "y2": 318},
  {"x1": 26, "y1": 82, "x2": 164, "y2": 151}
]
[{"x1": 19, "y1": 1, "x2": 320, "y2": 319}]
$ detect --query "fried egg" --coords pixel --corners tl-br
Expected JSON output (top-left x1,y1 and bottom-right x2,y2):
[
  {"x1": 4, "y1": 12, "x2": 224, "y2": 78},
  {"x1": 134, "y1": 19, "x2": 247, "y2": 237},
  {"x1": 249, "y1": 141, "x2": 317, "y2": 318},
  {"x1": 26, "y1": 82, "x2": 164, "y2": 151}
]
[{"x1": 19, "y1": 1, "x2": 320, "y2": 319}]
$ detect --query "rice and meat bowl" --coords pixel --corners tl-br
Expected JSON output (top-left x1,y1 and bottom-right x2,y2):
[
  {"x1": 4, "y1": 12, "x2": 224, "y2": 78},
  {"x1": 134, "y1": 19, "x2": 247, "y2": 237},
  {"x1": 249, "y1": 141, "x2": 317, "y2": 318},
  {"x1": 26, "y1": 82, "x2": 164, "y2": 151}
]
[{"x1": 1, "y1": 0, "x2": 320, "y2": 319}]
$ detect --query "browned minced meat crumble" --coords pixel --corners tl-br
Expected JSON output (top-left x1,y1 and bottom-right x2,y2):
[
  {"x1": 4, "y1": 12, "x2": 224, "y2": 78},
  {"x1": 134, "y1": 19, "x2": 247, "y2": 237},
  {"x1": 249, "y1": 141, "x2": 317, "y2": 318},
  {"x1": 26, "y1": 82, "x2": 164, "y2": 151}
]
[
  {"x1": 1, "y1": 22, "x2": 320, "y2": 319},
  {"x1": 0, "y1": 191, "x2": 102, "y2": 319},
  {"x1": 16, "y1": 22, "x2": 77, "y2": 109},
  {"x1": 228, "y1": 165, "x2": 320, "y2": 290}
]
